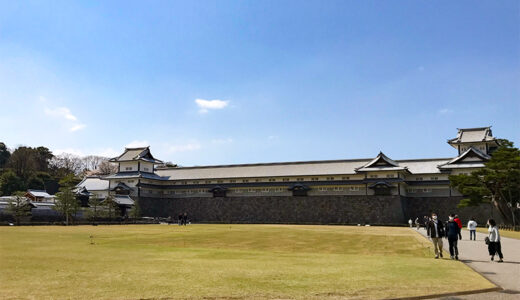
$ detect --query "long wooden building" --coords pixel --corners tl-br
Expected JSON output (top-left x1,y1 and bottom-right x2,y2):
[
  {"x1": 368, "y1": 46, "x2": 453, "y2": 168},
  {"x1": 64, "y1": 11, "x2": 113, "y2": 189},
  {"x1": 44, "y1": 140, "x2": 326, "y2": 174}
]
[{"x1": 81, "y1": 127, "x2": 500, "y2": 224}]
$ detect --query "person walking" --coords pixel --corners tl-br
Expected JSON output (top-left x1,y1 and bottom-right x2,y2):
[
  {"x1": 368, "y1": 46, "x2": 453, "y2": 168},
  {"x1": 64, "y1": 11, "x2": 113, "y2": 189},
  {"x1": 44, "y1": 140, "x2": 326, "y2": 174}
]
[
  {"x1": 453, "y1": 214, "x2": 463, "y2": 240},
  {"x1": 415, "y1": 217, "x2": 420, "y2": 230},
  {"x1": 423, "y1": 216, "x2": 429, "y2": 231},
  {"x1": 487, "y1": 219, "x2": 504, "y2": 263},
  {"x1": 178, "y1": 213, "x2": 183, "y2": 226},
  {"x1": 182, "y1": 212, "x2": 188, "y2": 226},
  {"x1": 408, "y1": 218, "x2": 413, "y2": 228},
  {"x1": 467, "y1": 217, "x2": 477, "y2": 241},
  {"x1": 427, "y1": 213, "x2": 445, "y2": 259},
  {"x1": 446, "y1": 214, "x2": 461, "y2": 260}
]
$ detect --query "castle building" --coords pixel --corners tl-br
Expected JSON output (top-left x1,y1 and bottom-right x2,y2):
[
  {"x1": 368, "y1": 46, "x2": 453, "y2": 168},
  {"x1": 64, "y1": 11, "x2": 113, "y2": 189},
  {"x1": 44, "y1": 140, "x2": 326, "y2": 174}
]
[{"x1": 99, "y1": 127, "x2": 499, "y2": 224}]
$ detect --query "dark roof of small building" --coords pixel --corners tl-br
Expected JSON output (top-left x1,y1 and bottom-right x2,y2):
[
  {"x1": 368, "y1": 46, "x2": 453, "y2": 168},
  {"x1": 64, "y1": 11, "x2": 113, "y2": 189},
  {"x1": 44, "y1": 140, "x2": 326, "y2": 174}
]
[
  {"x1": 26, "y1": 190, "x2": 54, "y2": 198},
  {"x1": 110, "y1": 182, "x2": 133, "y2": 192},
  {"x1": 112, "y1": 195, "x2": 134, "y2": 206}
]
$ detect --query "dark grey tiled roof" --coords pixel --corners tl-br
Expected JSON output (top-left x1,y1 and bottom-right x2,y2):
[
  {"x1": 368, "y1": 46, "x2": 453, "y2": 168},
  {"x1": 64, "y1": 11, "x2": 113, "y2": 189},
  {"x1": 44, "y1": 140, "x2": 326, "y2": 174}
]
[
  {"x1": 104, "y1": 171, "x2": 168, "y2": 180},
  {"x1": 448, "y1": 127, "x2": 496, "y2": 144},
  {"x1": 110, "y1": 147, "x2": 163, "y2": 164},
  {"x1": 438, "y1": 147, "x2": 490, "y2": 169}
]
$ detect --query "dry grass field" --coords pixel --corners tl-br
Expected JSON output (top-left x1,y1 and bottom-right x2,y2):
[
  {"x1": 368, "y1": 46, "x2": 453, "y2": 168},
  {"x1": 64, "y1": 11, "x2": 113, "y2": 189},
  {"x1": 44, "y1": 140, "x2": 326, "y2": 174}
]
[
  {"x1": 476, "y1": 227, "x2": 520, "y2": 239},
  {"x1": 0, "y1": 224, "x2": 494, "y2": 299}
]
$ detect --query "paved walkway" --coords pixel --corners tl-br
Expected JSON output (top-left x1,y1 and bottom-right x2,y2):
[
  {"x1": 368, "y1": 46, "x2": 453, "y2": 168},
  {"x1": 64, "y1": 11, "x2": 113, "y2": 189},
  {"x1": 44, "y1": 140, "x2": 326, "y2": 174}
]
[{"x1": 414, "y1": 228, "x2": 520, "y2": 299}]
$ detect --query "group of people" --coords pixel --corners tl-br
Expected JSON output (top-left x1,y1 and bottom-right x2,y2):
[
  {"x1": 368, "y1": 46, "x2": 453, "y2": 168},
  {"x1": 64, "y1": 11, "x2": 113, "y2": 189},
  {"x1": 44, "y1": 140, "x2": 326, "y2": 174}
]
[
  {"x1": 178, "y1": 212, "x2": 189, "y2": 226},
  {"x1": 422, "y1": 213, "x2": 504, "y2": 262}
]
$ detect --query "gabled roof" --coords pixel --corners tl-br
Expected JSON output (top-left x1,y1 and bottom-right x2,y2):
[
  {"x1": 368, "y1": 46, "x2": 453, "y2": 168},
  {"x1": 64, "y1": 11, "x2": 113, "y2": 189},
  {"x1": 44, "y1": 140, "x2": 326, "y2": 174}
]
[
  {"x1": 111, "y1": 195, "x2": 135, "y2": 206},
  {"x1": 75, "y1": 186, "x2": 91, "y2": 196},
  {"x1": 76, "y1": 176, "x2": 109, "y2": 191},
  {"x1": 368, "y1": 181, "x2": 395, "y2": 189},
  {"x1": 288, "y1": 183, "x2": 311, "y2": 191},
  {"x1": 26, "y1": 190, "x2": 53, "y2": 198},
  {"x1": 438, "y1": 147, "x2": 490, "y2": 169},
  {"x1": 209, "y1": 185, "x2": 228, "y2": 192},
  {"x1": 448, "y1": 127, "x2": 496, "y2": 144},
  {"x1": 109, "y1": 147, "x2": 163, "y2": 164},
  {"x1": 110, "y1": 182, "x2": 133, "y2": 192},
  {"x1": 355, "y1": 152, "x2": 408, "y2": 172}
]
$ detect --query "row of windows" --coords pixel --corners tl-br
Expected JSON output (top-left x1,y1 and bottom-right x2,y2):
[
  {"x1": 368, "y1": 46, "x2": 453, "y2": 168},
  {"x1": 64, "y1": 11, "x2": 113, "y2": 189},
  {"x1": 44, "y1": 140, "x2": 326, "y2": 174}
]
[
  {"x1": 176, "y1": 176, "x2": 359, "y2": 185},
  {"x1": 143, "y1": 186, "x2": 366, "y2": 195},
  {"x1": 173, "y1": 175, "x2": 446, "y2": 185},
  {"x1": 407, "y1": 188, "x2": 433, "y2": 193},
  {"x1": 415, "y1": 177, "x2": 439, "y2": 181},
  {"x1": 318, "y1": 186, "x2": 360, "y2": 192},
  {"x1": 369, "y1": 174, "x2": 396, "y2": 178},
  {"x1": 124, "y1": 166, "x2": 151, "y2": 171}
]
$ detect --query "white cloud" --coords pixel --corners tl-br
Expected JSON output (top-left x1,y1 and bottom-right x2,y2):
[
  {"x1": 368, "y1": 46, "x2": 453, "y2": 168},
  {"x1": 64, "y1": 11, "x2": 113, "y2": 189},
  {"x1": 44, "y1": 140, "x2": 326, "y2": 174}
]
[
  {"x1": 44, "y1": 106, "x2": 77, "y2": 121},
  {"x1": 268, "y1": 135, "x2": 279, "y2": 140},
  {"x1": 126, "y1": 140, "x2": 149, "y2": 148},
  {"x1": 168, "y1": 143, "x2": 201, "y2": 153},
  {"x1": 438, "y1": 108, "x2": 453, "y2": 115},
  {"x1": 43, "y1": 103, "x2": 86, "y2": 132},
  {"x1": 69, "y1": 123, "x2": 86, "y2": 132},
  {"x1": 195, "y1": 98, "x2": 229, "y2": 113}
]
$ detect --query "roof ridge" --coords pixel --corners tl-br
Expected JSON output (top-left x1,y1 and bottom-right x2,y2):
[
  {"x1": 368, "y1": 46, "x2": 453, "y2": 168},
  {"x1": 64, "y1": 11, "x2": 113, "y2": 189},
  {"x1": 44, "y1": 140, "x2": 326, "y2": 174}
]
[
  {"x1": 157, "y1": 156, "x2": 455, "y2": 170},
  {"x1": 158, "y1": 158, "x2": 375, "y2": 169}
]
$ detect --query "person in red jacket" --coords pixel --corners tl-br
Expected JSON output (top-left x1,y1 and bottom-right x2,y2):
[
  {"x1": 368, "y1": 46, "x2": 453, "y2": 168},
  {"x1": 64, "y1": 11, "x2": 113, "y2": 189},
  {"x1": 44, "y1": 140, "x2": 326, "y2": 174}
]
[{"x1": 454, "y1": 215, "x2": 463, "y2": 240}]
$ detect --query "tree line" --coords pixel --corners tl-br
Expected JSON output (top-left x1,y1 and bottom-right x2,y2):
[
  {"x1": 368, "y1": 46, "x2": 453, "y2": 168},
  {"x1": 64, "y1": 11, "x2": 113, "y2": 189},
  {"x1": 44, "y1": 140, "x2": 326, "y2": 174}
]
[{"x1": 0, "y1": 142, "x2": 117, "y2": 196}]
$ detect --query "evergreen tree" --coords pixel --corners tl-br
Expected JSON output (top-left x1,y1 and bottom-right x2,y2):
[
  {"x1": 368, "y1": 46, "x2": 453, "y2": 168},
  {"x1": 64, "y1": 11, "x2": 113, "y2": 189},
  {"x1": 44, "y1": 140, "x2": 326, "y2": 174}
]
[
  {"x1": 87, "y1": 196, "x2": 103, "y2": 222},
  {"x1": 0, "y1": 142, "x2": 10, "y2": 169},
  {"x1": 129, "y1": 200, "x2": 141, "y2": 220},
  {"x1": 450, "y1": 139, "x2": 520, "y2": 225},
  {"x1": 0, "y1": 170, "x2": 25, "y2": 196},
  {"x1": 5, "y1": 192, "x2": 32, "y2": 225},
  {"x1": 103, "y1": 195, "x2": 120, "y2": 220}
]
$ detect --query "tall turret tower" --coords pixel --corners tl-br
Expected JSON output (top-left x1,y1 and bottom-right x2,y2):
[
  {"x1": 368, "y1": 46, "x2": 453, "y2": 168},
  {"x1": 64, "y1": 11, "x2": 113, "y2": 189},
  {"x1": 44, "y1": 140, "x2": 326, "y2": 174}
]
[{"x1": 105, "y1": 147, "x2": 164, "y2": 215}]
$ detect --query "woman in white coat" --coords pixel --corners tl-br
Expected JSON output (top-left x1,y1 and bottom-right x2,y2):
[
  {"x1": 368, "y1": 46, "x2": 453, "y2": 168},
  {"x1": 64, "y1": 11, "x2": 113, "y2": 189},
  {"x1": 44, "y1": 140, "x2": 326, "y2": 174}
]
[{"x1": 487, "y1": 218, "x2": 504, "y2": 262}]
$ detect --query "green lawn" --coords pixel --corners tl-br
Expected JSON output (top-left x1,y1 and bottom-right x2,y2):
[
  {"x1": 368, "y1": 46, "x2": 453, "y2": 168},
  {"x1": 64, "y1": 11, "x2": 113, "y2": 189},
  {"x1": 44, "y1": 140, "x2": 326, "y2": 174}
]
[
  {"x1": 476, "y1": 227, "x2": 520, "y2": 239},
  {"x1": 0, "y1": 224, "x2": 494, "y2": 299}
]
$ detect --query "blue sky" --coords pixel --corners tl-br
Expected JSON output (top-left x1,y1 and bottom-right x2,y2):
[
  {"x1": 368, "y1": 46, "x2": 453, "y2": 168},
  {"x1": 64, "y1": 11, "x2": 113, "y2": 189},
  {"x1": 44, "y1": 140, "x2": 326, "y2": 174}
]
[{"x1": 0, "y1": 1, "x2": 519, "y2": 166}]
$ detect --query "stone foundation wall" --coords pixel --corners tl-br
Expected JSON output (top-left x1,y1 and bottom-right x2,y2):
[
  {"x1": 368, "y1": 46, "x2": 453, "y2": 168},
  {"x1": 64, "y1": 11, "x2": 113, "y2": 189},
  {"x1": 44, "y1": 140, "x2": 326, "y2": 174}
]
[
  {"x1": 139, "y1": 195, "x2": 406, "y2": 224},
  {"x1": 138, "y1": 195, "x2": 498, "y2": 225}
]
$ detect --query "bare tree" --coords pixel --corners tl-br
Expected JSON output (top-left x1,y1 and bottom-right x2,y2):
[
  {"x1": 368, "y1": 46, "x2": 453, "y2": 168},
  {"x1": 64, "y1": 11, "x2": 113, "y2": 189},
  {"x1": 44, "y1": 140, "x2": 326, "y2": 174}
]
[
  {"x1": 49, "y1": 154, "x2": 84, "y2": 175},
  {"x1": 97, "y1": 161, "x2": 118, "y2": 175},
  {"x1": 81, "y1": 155, "x2": 108, "y2": 172}
]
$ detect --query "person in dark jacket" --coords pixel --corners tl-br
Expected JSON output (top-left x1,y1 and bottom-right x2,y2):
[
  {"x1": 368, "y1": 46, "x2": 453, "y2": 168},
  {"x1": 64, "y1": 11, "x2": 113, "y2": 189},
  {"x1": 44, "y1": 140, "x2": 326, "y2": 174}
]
[
  {"x1": 453, "y1": 215, "x2": 463, "y2": 240},
  {"x1": 446, "y1": 214, "x2": 461, "y2": 260},
  {"x1": 426, "y1": 212, "x2": 445, "y2": 259},
  {"x1": 182, "y1": 212, "x2": 188, "y2": 226}
]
